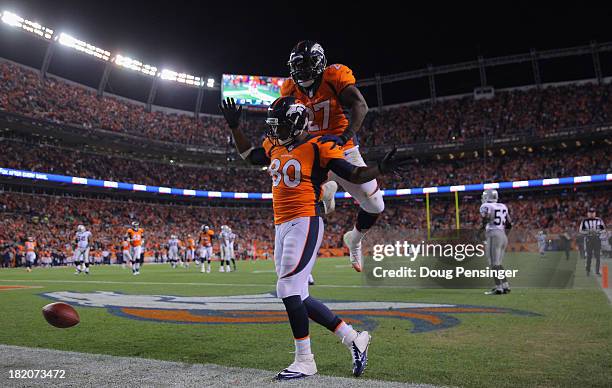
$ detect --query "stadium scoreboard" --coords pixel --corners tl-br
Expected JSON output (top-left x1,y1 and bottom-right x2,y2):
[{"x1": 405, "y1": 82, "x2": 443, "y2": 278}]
[{"x1": 221, "y1": 74, "x2": 285, "y2": 107}]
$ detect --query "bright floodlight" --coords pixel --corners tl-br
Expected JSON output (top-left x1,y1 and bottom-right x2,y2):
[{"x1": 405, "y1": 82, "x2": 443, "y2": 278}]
[
  {"x1": 114, "y1": 54, "x2": 157, "y2": 76},
  {"x1": 160, "y1": 68, "x2": 202, "y2": 86},
  {"x1": 206, "y1": 78, "x2": 215, "y2": 88},
  {"x1": 58, "y1": 32, "x2": 110, "y2": 61},
  {"x1": 2, "y1": 11, "x2": 53, "y2": 40}
]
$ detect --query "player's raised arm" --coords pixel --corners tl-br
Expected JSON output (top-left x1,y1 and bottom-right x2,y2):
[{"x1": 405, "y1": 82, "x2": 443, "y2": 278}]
[{"x1": 219, "y1": 97, "x2": 270, "y2": 166}]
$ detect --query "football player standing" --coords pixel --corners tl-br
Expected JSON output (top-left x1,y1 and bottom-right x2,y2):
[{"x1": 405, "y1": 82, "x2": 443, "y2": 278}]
[
  {"x1": 73, "y1": 225, "x2": 92, "y2": 275},
  {"x1": 281, "y1": 41, "x2": 382, "y2": 273},
  {"x1": 126, "y1": 222, "x2": 144, "y2": 275},
  {"x1": 24, "y1": 236, "x2": 37, "y2": 272},
  {"x1": 480, "y1": 190, "x2": 512, "y2": 295},
  {"x1": 198, "y1": 225, "x2": 215, "y2": 273},
  {"x1": 220, "y1": 96, "x2": 409, "y2": 379}
]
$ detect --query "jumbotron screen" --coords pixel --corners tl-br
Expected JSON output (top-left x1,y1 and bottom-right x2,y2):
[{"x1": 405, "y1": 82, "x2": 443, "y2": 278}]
[{"x1": 221, "y1": 74, "x2": 286, "y2": 107}]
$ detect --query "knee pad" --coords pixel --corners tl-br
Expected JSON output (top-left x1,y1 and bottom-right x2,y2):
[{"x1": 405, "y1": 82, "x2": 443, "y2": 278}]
[{"x1": 360, "y1": 189, "x2": 385, "y2": 214}]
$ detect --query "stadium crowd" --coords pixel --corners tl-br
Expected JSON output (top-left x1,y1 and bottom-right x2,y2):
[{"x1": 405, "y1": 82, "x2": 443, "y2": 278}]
[
  {"x1": 1, "y1": 60, "x2": 611, "y2": 147},
  {"x1": 1, "y1": 189, "x2": 608, "y2": 267},
  {"x1": 1, "y1": 136, "x2": 610, "y2": 192}
]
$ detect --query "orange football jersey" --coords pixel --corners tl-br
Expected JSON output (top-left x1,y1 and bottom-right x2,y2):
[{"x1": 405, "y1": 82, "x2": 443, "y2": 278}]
[
  {"x1": 200, "y1": 230, "x2": 214, "y2": 247},
  {"x1": 25, "y1": 241, "x2": 36, "y2": 252},
  {"x1": 281, "y1": 64, "x2": 357, "y2": 148},
  {"x1": 187, "y1": 238, "x2": 196, "y2": 249},
  {"x1": 263, "y1": 135, "x2": 344, "y2": 224},
  {"x1": 127, "y1": 228, "x2": 144, "y2": 247}
]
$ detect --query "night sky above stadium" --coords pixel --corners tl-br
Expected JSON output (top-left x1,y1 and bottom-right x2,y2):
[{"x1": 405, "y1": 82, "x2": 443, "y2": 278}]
[{"x1": 1, "y1": 1, "x2": 611, "y2": 112}]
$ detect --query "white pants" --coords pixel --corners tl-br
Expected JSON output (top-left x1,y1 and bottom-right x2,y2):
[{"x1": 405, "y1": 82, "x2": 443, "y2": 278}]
[
  {"x1": 329, "y1": 146, "x2": 385, "y2": 214},
  {"x1": 274, "y1": 216, "x2": 324, "y2": 300},
  {"x1": 485, "y1": 230, "x2": 508, "y2": 266},
  {"x1": 221, "y1": 245, "x2": 234, "y2": 260},
  {"x1": 73, "y1": 247, "x2": 90, "y2": 263},
  {"x1": 122, "y1": 250, "x2": 131, "y2": 262},
  {"x1": 26, "y1": 252, "x2": 36, "y2": 263},
  {"x1": 168, "y1": 248, "x2": 179, "y2": 261},
  {"x1": 186, "y1": 249, "x2": 195, "y2": 261},
  {"x1": 131, "y1": 246, "x2": 143, "y2": 262},
  {"x1": 201, "y1": 246, "x2": 213, "y2": 260}
]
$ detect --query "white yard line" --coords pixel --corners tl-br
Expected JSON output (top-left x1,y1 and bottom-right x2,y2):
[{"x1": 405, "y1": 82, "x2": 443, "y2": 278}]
[{"x1": 0, "y1": 345, "x2": 442, "y2": 388}]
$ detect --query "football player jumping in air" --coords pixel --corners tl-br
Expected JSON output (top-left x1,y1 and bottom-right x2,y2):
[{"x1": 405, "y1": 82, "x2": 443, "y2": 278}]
[
  {"x1": 281, "y1": 40, "x2": 380, "y2": 272},
  {"x1": 220, "y1": 96, "x2": 410, "y2": 380}
]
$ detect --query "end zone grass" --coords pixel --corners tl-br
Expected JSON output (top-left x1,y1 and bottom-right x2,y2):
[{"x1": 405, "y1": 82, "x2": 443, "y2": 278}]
[{"x1": 0, "y1": 254, "x2": 611, "y2": 387}]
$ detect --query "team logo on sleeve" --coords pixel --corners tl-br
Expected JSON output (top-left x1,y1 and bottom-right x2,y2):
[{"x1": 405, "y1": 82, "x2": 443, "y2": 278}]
[{"x1": 42, "y1": 291, "x2": 540, "y2": 333}]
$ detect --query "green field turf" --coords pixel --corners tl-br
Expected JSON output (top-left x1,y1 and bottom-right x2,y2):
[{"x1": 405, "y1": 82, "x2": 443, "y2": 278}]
[{"x1": 1, "y1": 254, "x2": 611, "y2": 387}]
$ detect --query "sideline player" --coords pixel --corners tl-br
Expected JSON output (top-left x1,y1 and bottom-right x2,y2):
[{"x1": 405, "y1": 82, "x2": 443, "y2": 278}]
[
  {"x1": 127, "y1": 221, "x2": 144, "y2": 275},
  {"x1": 199, "y1": 225, "x2": 215, "y2": 273},
  {"x1": 185, "y1": 234, "x2": 196, "y2": 268},
  {"x1": 281, "y1": 40, "x2": 382, "y2": 272},
  {"x1": 121, "y1": 237, "x2": 131, "y2": 269},
  {"x1": 536, "y1": 230, "x2": 547, "y2": 257},
  {"x1": 167, "y1": 235, "x2": 181, "y2": 269},
  {"x1": 220, "y1": 225, "x2": 236, "y2": 272},
  {"x1": 73, "y1": 225, "x2": 92, "y2": 275},
  {"x1": 480, "y1": 190, "x2": 512, "y2": 295},
  {"x1": 25, "y1": 236, "x2": 36, "y2": 272},
  {"x1": 220, "y1": 96, "x2": 408, "y2": 379}
]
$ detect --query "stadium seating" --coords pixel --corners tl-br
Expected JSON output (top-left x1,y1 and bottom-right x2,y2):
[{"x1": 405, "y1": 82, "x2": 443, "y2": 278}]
[
  {"x1": 1, "y1": 136, "x2": 609, "y2": 192},
  {"x1": 1, "y1": 60, "x2": 610, "y2": 147}
]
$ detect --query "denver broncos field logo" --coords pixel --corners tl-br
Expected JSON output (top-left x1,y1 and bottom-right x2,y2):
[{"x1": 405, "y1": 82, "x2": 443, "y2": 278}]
[{"x1": 42, "y1": 292, "x2": 540, "y2": 333}]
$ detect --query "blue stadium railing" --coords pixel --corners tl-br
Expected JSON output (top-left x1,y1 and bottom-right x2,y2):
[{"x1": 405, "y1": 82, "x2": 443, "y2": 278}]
[{"x1": 1, "y1": 167, "x2": 610, "y2": 199}]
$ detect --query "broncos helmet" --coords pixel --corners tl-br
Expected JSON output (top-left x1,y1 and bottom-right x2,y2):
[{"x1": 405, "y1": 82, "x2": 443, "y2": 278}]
[
  {"x1": 481, "y1": 189, "x2": 499, "y2": 204},
  {"x1": 131, "y1": 221, "x2": 140, "y2": 230},
  {"x1": 288, "y1": 40, "x2": 327, "y2": 89},
  {"x1": 265, "y1": 96, "x2": 309, "y2": 146}
]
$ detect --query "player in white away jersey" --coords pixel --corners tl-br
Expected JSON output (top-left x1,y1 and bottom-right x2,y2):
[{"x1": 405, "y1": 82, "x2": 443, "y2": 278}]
[
  {"x1": 219, "y1": 225, "x2": 234, "y2": 272},
  {"x1": 479, "y1": 189, "x2": 512, "y2": 295},
  {"x1": 536, "y1": 231, "x2": 547, "y2": 257},
  {"x1": 73, "y1": 225, "x2": 92, "y2": 275},
  {"x1": 167, "y1": 235, "x2": 181, "y2": 269}
]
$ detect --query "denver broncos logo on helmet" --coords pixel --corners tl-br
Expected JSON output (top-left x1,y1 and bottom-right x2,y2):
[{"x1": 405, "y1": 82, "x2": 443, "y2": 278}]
[{"x1": 41, "y1": 292, "x2": 540, "y2": 333}]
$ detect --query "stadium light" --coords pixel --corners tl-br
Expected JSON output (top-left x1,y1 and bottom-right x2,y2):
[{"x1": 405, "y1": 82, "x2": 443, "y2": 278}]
[
  {"x1": 160, "y1": 68, "x2": 203, "y2": 86},
  {"x1": 114, "y1": 54, "x2": 157, "y2": 76},
  {"x1": 57, "y1": 32, "x2": 110, "y2": 61},
  {"x1": 206, "y1": 78, "x2": 215, "y2": 88},
  {"x1": 1, "y1": 11, "x2": 53, "y2": 40}
]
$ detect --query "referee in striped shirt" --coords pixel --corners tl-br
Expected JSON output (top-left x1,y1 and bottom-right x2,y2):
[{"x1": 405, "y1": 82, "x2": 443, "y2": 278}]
[{"x1": 579, "y1": 208, "x2": 606, "y2": 276}]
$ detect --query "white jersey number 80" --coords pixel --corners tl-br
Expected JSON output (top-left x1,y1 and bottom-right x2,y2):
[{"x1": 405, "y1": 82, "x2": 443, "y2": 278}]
[{"x1": 269, "y1": 159, "x2": 301, "y2": 188}]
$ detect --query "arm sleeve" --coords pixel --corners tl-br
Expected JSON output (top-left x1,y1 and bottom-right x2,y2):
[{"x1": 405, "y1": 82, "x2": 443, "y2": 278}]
[
  {"x1": 479, "y1": 204, "x2": 490, "y2": 218},
  {"x1": 247, "y1": 147, "x2": 271, "y2": 166},
  {"x1": 328, "y1": 158, "x2": 356, "y2": 181}
]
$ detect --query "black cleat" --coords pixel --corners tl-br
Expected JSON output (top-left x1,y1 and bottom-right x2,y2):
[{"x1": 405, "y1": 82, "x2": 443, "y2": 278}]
[
  {"x1": 503, "y1": 288, "x2": 511, "y2": 294},
  {"x1": 485, "y1": 288, "x2": 504, "y2": 295}
]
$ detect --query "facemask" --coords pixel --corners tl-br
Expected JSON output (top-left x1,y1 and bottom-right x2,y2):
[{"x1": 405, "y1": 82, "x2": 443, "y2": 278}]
[{"x1": 297, "y1": 79, "x2": 315, "y2": 88}]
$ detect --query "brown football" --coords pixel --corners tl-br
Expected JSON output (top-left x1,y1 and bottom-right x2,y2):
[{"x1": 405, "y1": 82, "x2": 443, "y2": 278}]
[{"x1": 42, "y1": 302, "x2": 80, "y2": 328}]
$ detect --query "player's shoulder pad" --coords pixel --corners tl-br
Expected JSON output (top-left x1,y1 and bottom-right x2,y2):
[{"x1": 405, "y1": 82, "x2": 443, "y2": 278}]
[
  {"x1": 280, "y1": 78, "x2": 296, "y2": 97},
  {"x1": 324, "y1": 63, "x2": 354, "y2": 80},
  {"x1": 325, "y1": 63, "x2": 352, "y2": 76}
]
